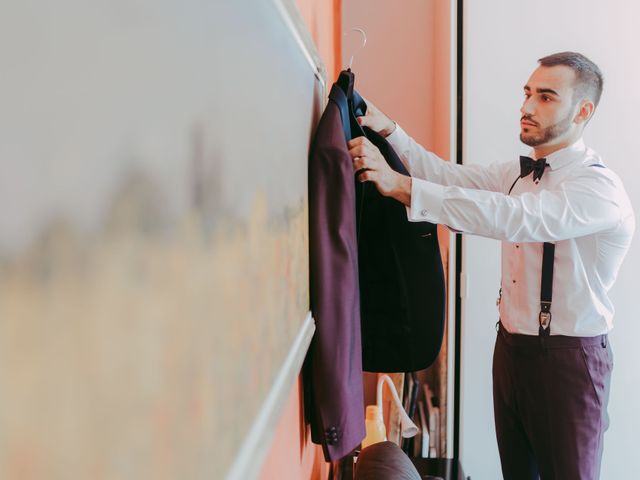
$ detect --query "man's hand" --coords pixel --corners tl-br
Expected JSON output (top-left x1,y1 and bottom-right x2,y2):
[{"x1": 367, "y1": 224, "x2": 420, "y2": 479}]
[
  {"x1": 356, "y1": 96, "x2": 397, "y2": 137},
  {"x1": 348, "y1": 136, "x2": 412, "y2": 206}
]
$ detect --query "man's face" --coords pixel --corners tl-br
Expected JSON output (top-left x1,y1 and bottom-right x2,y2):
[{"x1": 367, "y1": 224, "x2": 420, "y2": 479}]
[{"x1": 520, "y1": 65, "x2": 579, "y2": 147}]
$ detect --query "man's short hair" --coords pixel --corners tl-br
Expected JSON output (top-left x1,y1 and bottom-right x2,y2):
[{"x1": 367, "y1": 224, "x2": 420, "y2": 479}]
[{"x1": 538, "y1": 51, "x2": 604, "y2": 107}]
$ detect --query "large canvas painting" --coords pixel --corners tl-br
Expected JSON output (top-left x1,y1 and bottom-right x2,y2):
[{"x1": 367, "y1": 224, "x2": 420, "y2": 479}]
[{"x1": 0, "y1": 1, "x2": 321, "y2": 478}]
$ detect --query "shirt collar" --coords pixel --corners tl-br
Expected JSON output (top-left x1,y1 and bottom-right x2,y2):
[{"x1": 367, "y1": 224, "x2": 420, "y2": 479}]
[{"x1": 531, "y1": 138, "x2": 586, "y2": 171}]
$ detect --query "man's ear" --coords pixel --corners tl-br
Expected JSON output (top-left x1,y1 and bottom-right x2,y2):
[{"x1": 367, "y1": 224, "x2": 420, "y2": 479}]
[{"x1": 574, "y1": 99, "x2": 595, "y2": 125}]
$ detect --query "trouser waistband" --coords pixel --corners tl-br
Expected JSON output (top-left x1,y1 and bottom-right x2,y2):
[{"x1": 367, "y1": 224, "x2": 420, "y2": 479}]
[{"x1": 497, "y1": 321, "x2": 608, "y2": 348}]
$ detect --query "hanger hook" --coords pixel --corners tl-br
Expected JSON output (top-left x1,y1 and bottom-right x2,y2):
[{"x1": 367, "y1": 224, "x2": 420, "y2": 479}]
[{"x1": 344, "y1": 27, "x2": 367, "y2": 70}]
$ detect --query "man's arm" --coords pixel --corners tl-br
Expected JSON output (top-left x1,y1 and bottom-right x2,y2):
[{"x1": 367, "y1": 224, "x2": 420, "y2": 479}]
[
  {"x1": 405, "y1": 170, "x2": 627, "y2": 242},
  {"x1": 350, "y1": 140, "x2": 627, "y2": 242},
  {"x1": 386, "y1": 124, "x2": 506, "y2": 192},
  {"x1": 356, "y1": 96, "x2": 505, "y2": 192}
]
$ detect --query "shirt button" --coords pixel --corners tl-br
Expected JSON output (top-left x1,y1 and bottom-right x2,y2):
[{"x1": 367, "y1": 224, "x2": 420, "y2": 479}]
[{"x1": 420, "y1": 209, "x2": 428, "y2": 216}]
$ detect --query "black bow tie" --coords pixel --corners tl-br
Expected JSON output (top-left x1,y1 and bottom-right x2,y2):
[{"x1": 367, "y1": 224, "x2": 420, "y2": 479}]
[{"x1": 519, "y1": 156, "x2": 548, "y2": 182}]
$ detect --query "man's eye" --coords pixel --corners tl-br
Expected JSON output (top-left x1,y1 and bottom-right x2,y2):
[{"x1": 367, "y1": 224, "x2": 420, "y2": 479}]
[{"x1": 542, "y1": 95, "x2": 551, "y2": 102}]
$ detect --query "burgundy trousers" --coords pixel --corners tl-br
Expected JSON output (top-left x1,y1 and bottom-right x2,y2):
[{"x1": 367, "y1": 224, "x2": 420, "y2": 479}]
[{"x1": 492, "y1": 323, "x2": 613, "y2": 480}]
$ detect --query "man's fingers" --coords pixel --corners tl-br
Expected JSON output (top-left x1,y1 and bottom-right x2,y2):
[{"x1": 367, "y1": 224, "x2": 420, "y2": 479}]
[
  {"x1": 353, "y1": 155, "x2": 370, "y2": 171},
  {"x1": 349, "y1": 141, "x2": 380, "y2": 161},
  {"x1": 346, "y1": 136, "x2": 363, "y2": 148},
  {"x1": 356, "y1": 115, "x2": 369, "y2": 127},
  {"x1": 349, "y1": 143, "x2": 378, "y2": 160},
  {"x1": 347, "y1": 136, "x2": 370, "y2": 149},
  {"x1": 348, "y1": 144, "x2": 367, "y2": 159},
  {"x1": 353, "y1": 151, "x2": 382, "y2": 171},
  {"x1": 357, "y1": 169, "x2": 377, "y2": 183}
]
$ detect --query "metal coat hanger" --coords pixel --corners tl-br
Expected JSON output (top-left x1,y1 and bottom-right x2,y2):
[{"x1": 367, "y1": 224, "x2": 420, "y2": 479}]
[{"x1": 344, "y1": 28, "x2": 367, "y2": 70}]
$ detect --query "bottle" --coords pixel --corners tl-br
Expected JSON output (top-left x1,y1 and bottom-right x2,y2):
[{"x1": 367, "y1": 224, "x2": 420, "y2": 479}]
[{"x1": 361, "y1": 405, "x2": 387, "y2": 450}]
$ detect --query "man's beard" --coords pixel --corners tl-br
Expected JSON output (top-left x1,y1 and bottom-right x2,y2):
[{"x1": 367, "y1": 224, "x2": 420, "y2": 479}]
[{"x1": 520, "y1": 111, "x2": 573, "y2": 147}]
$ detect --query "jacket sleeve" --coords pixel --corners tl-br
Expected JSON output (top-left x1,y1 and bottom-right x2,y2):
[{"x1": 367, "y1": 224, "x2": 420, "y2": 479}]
[{"x1": 307, "y1": 104, "x2": 365, "y2": 461}]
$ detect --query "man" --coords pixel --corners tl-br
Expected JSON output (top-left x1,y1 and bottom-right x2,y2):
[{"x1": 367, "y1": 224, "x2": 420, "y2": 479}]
[{"x1": 347, "y1": 52, "x2": 635, "y2": 479}]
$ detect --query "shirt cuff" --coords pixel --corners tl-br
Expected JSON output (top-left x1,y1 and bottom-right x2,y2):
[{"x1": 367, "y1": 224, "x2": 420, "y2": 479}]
[
  {"x1": 385, "y1": 123, "x2": 410, "y2": 157},
  {"x1": 406, "y1": 177, "x2": 445, "y2": 223}
]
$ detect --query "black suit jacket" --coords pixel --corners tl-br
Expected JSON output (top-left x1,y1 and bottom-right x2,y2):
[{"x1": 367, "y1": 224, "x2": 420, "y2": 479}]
[{"x1": 349, "y1": 89, "x2": 446, "y2": 372}]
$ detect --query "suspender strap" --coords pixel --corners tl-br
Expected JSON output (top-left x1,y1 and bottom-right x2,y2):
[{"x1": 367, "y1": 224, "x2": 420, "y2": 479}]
[
  {"x1": 539, "y1": 241, "x2": 555, "y2": 336},
  {"x1": 507, "y1": 176, "x2": 520, "y2": 195},
  {"x1": 506, "y1": 173, "x2": 556, "y2": 336}
]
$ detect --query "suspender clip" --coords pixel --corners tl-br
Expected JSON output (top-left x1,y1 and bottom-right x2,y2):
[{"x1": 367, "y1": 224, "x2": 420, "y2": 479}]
[
  {"x1": 539, "y1": 301, "x2": 552, "y2": 329},
  {"x1": 539, "y1": 311, "x2": 552, "y2": 329}
]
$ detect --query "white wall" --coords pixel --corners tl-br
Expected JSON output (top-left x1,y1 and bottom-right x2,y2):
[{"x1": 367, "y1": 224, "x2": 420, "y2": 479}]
[{"x1": 460, "y1": 1, "x2": 640, "y2": 478}]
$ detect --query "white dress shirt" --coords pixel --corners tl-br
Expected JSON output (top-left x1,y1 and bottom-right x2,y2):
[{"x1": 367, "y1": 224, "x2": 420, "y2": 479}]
[{"x1": 387, "y1": 124, "x2": 635, "y2": 336}]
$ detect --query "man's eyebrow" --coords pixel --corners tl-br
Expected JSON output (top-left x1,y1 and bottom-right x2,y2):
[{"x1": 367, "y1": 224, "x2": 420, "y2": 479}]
[{"x1": 524, "y1": 85, "x2": 560, "y2": 96}]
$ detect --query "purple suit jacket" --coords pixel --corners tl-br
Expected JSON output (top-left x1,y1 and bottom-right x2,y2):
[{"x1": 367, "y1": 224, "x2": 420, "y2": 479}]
[{"x1": 304, "y1": 83, "x2": 365, "y2": 461}]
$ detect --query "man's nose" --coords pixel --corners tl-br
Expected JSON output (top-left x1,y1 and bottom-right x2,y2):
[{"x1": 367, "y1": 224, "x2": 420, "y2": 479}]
[{"x1": 521, "y1": 98, "x2": 535, "y2": 115}]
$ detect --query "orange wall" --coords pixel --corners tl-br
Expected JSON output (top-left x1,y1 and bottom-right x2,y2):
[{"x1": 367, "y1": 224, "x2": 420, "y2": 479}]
[
  {"x1": 258, "y1": 379, "x2": 328, "y2": 480},
  {"x1": 295, "y1": 0, "x2": 342, "y2": 81},
  {"x1": 342, "y1": 0, "x2": 451, "y2": 160},
  {"x1": 258, "y1": 1, "x2": 341, "y2": 479}
]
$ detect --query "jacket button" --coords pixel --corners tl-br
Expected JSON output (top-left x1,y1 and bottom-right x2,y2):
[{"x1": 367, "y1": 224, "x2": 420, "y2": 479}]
[
  {"x1": 325, "y1": 426, "x2": 339, "y2": 445},
  {"x1": 420, "y1": 209, "x2": 428, "y2": 216}
]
